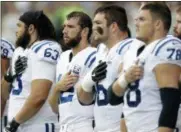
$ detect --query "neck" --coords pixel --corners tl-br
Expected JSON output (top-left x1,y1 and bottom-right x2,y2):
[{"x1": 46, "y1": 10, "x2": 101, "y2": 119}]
[
  {"x1": 145, "y1": 31, "x2": 167, "y2": 45},
  {"x1": 28, "y1": 34, "x2": 38, "y2": 48},
  {"x1": 72, "y1": 40, "x2": 89, "y2": 56},
  {"x1": 106, "y1": 32, "x2": 128, "y2": 49}
]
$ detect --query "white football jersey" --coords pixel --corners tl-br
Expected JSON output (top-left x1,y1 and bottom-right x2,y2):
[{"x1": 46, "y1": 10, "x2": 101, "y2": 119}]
[
  {"x1": 8, "y1": 40, "x2": 62, "y2": 125},
  {"x1": 56, "y1": 46, "x2": 96, "y2": 125},
  {"x1": 123, "y1": 36, "x2": 181, "y2": 132},
  {"x1": 93, "y1": 39, "x2": 136, "y2": 132},
  {"x1": 1, "y1": 38, "x2": 15, "y2": 58}
]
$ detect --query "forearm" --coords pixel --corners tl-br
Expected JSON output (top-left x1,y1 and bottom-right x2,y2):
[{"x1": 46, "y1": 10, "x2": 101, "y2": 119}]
[
  {"x1": 77, "y1": 87, "x2": 94, "y2": 105},
  {"x1": 112, "y1": 81, "x2": 126, "y2": 97},
  {"x1": 1, "y1": 78, "x2": 11, "y2": 100},
  {"x1": 48, "y1": 87, "x2": 59, "y2": 114},
  {"x1": 1, "y1": 98, "x2": 7, "y2": 117},
  {"x1": 14, "y1": 95, "x2": 46, "y2": 124},
  {"x1": 158, "y1": 127, "x2": 173, "y2": 132}
]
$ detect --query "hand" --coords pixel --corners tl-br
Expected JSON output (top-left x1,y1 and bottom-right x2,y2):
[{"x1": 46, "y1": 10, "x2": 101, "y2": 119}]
[
  {"x1": 4, "y1": 118, "x2": 20, "y2": 132},
  {"x1": 92, "y1": 61, "x2": 107, "y2": 82},
  {"x1": 15, "y1": 56, "x2": 27, "y2": 76},
  {"x1": 125, "y1": 60, "x2": 144, "y2": 83},
  {"x1": 4, "y1": 56, "x2": 27, "y2": 83},
  {"x1": 55, "y1": 71, "x2": 78, "y2": 92}
]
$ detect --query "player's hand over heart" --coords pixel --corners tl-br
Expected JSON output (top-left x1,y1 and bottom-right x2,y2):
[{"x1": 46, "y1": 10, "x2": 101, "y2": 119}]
[
  {"x1": 55, "y1": 71, "x2": 78, "y2": 92},
  {"x1": 125, "y1": 60, "x2": 144, "y2": 83}
]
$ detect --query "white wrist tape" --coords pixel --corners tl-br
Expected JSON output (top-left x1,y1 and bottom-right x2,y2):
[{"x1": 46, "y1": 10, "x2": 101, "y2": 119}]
[
  {"x1": 117, "y1": 73, "x2": 129, "y2": 90},
  {"x1": 81, "y1": 72, "x2": 95, "y2": 92}
]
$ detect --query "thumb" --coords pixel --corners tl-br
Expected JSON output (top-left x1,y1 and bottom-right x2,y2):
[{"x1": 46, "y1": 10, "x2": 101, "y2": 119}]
[
  {"x1": 66, "y1": 71, "x2": 71, "y2": 75},
  {"x1": 134, "y1": 59, "x2": 139, "y2": 65}
]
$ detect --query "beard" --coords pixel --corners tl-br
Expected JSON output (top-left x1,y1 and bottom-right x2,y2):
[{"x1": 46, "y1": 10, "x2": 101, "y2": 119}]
[
  {"x1": 65, "y1": 31, "x2": 81, "y2": 48},
  {"x1": 16, "y1": 30, "x2": 30, "y2": 49},
  {"x1": 174, "y1": 29, "x2": 181, "y2": 40}
]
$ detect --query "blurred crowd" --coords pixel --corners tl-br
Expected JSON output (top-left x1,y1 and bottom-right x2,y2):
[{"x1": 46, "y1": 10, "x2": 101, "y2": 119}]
[{"x1": 1, "y1": 1, "x2": 181, "y2": 49}]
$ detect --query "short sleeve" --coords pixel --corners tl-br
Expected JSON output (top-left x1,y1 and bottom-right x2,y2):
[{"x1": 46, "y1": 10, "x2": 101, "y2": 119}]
[
  {"x1": 31, "y1": 41, "x2": 62, "y2": 64},
  {"x1": 31, "y1": 41, "x2": 62, "y2": 81},
  {"x1": 31, "y1": 56, "x2": 56, "y2": 82},
  {"x1": 1, "y1": 39, "x2": 15, "y2": 59},
  {"x1": 150, "y1": 38, "x2": 181, "y2": 70}
]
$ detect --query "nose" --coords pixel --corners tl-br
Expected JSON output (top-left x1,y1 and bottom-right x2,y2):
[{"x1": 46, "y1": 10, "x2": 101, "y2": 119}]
[
  {"x1": 173, "y1": 23, "x2": 177, "y2": 29},
  {"x1": 92, "y1": 23, "x2": 97, "y2": 31},
  {"x1": 62, "y1": 27, "x2": 67, "y2": 35}
]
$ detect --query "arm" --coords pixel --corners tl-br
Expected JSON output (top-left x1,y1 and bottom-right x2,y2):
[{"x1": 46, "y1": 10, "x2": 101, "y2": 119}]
[
  {"x1": 77, "y1": 62, "x2": 107, "y2": 105},
  {"x1": 121, "y1": 118, "x2": 128, "y2": 132},
  {"x1": 154, "y1": 63, "x2": 181, "y2": 132},
  {"x1": 1, "y1": 56, "x2": 27, "y2": 117},
  {"x1": 1, "y1": 58, "x2": 10, "y2": 77},
  {"x1": 14, "y1": 79, "x2": 52, "y2": 123},
  {"x1": 1, "y1": 78, "x2": 11, "y2": 116},
  {"x1": 108, "y1": 61, "x2": 143, "y2": 104}
]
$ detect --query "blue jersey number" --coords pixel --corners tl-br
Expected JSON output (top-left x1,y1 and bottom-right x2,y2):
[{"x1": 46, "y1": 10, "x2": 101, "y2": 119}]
[
  {"x1": 44, "y1": 48, "x2": 59, "y2": 61},
  {"x1": 126, "y1": 80, "x2": 141, "y2": 107},
  {"x1": 1, "y1": 46, "x2": 9, "y2": 57},
  {"x1": 59, "y1": 87, "x2": 74, "y2": 104},
  {"x1": 96, "y1": 84, "x2": 108, "y2": 106},
  {"x1": 167, "y1": 48, "x2": 181, "y2": 60},
  {"x1": 12, "y1": 75, "x2": 23, "y2": 95}
]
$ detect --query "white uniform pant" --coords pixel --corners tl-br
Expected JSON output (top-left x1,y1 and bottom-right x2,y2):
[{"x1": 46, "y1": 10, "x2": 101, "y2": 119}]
[{"x1": 59, "y1": 121, "x2": 93, "y2": 132}]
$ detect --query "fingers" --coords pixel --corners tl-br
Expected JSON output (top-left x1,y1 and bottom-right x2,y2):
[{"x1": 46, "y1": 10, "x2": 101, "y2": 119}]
[{"x1": 125, "y1": 65, "x2": 144, "y2": 83}]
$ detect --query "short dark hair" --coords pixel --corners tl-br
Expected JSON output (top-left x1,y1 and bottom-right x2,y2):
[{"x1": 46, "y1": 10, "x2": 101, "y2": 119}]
[
  {"x1": 94, "y1": 5, "x2": 128, "y2": 32},
  {"x1": 67, "y1": 11, "x2": 92, "y2": 41},
  {"x1": 19, "y1": 10, "x2": 56, "y2": 41},
  {"x1": 141, "y1": 3, "x2": 171, "y2": 32}
]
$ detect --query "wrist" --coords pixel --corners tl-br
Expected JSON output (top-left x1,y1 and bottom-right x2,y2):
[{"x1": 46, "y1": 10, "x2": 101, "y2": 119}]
[
  {"x1": 81, "y1": 72, "x2": 95, "y2": 92},
  {"x1": 117, "y1": 73, "x2": 129, "y2": 90},
  {"x1": 55, "y1": 84, "x2": 63, "y2": 92}
]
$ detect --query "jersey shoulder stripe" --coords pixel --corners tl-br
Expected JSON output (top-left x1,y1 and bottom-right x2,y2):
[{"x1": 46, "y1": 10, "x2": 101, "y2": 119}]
[
  {"x1": 152, "y1": 36, "x2": 181, "y2": 56},
  {"x1": 117, "y1": 39, "x2": 133, "y2": 55},
  {"x1": 31, "y1": 41, "x2": 51, "y2": 53},
  {"x1": 88, "y1": 56, "x2": 96, "y2": 68},
  {"x1": 1, "y1": 39, "x2": 15, "y2": 51},
  {"x1": 84, "y1": 51, "x2": 97, "y2": 66}
]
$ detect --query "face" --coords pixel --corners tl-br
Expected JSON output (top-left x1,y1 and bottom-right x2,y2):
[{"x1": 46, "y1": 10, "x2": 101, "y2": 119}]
[
  {"x1": 16, "y1": 20, "x2": 30, "y2": 49},
  {"x1": 92, "y1": 13, "x2": 109, "y2": 44},
  {"x1": 62, "y1": 18, "x2": 82, "y2": 48},
  {"x1": 135, "y1": 10, "x2": 155, "y2": 43},
  {"x1": 173, "y1": 13, "x2": 181, "y2": 39}
]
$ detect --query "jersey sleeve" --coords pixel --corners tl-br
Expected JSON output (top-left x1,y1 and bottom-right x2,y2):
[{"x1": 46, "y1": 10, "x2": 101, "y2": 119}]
[
  {"x1": 150, "y1": 38, "x2": 181, "y2": 70},
  {"x1": 32, "y1": 41, "x2": 62, "y2": 64},
  {"x1": 1, "y1": 39, "x2": 15, "y2": 59},
  {"x1": 31, "y1": 42, "x2": 62, "y2": 81}
]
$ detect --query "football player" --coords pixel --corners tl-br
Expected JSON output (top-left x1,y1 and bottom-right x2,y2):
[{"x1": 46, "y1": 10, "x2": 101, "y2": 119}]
[
  {"x1": 109, "y1": 3, "x2": 181, "y2": 132},
  {"x1": 3, "y1": 10, "x2": 62, "y2": 132},
  {"x1": 1, "y1": 38, "x2": 15, "y2": 132},
  {"x1": 77, "y1": 5, "x2": 136, "y2": 132},
  {"x1": 49, "y1": 11, "x2": 96, "y2": 132}
]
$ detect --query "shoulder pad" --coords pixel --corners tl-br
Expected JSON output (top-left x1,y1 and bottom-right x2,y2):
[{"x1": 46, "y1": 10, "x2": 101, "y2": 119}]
[
  {"x1": 31, "y1": 41, "x2": 62, "y2": 64},
  {"x1": 1, "y1": 39, "x2": 15, "y2": 58},
  {"x1": 152, "y1": 36, "x2": 181, "y2": 61},
  {"x1": 116, "y1": 38, "x2": 134, "y2": 55}
]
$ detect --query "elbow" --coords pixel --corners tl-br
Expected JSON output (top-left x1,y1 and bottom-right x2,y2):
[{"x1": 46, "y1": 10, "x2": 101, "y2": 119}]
[
  {"x1": 77, "y1": 87, "x2": 94, "y2": 105},
  {"x1": 108, "y1": 84, "x2": 123, "y2": 106},
  {"x1": 32, "y1": 96, "x2": 47, "y2": 108}
]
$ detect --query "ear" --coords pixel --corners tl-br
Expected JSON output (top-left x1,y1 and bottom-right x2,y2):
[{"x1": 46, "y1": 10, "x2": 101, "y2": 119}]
[
  {"x1": 154, "y1": 19, "x2": 162, "y2": 31},
  {"x1": 110, "y1": 22, "x2": 117, "y2": 33},
  {"x1": 81, "y1": 27, "x2": 89, "y2": 38},
  {"x1": 28, "y1": 24, "x2": 36, "y2": 34}
]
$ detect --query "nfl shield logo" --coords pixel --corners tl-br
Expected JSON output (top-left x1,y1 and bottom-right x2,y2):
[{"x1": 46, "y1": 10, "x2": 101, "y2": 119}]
[{"x1": 72, "y1": 65, "x2": 81, "y2": 75}]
